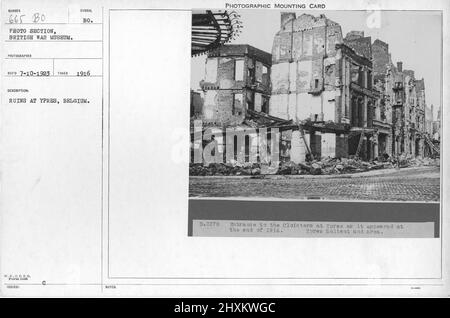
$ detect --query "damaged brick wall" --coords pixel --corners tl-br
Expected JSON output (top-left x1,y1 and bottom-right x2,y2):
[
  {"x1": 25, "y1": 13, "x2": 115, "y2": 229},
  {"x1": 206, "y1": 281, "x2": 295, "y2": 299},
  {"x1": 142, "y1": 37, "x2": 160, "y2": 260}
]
[
  {"x1": 344, "y1": 31, "x2": 372, "y2": 60},
  {"x1": 372, "y1": 39, "x2": 390, "y2": 77},
  {"x1": 270, "y1": 13, "x2": 344, "y2": 123},
  {"x1": 196, "y1": 13, "x2": 432, "y2": 164},
  {"x1": 269, "y1": 13, "x2": 347, "y2": 160},
  {"x1": 200, "y1": 45, "x2": 272, "y2": 125},
  {"x1": 376, "y1": 53, "x2": 430, "y2": 158}
]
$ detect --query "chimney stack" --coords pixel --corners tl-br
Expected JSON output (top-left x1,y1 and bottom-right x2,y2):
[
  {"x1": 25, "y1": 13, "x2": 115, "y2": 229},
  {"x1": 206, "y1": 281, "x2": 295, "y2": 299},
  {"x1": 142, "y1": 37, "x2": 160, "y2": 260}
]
[
  {"x1": 397, "y1": 61, "x2": 403, "y2": 72},
  {"x1": 345, "y1": 31, "x2": 365, "y2": 41},
  {"x1": 280, "y1": 12, "x2": 296, "y2": 28}
]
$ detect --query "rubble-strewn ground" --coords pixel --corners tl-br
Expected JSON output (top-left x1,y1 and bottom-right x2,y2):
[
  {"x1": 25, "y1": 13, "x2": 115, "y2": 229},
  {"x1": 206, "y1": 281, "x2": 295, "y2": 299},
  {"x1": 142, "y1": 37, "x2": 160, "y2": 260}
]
[
  {"x1": 189, "y1": 165, "x2": 440, "y2": 202},
  {"x1": 189, "y1": 157, "x2": 438, "y2": 176}
]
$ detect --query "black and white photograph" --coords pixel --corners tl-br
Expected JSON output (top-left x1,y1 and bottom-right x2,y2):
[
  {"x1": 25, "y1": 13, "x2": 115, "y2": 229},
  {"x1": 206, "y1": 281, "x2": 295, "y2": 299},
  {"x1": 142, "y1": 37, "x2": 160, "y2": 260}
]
[
  {"x1": 1, "y1": 0, "x2": 448, "y2": 299},
  {"x1": 190, "y1": 10, "x2": 441, "y2": 203}
]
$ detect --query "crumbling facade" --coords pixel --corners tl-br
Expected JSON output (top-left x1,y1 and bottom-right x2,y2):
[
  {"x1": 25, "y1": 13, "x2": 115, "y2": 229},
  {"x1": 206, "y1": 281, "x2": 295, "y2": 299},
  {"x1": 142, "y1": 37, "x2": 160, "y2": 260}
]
[
  {"x1": 371, "y1": 39, "x2": 395, "y2": 158},
  {"x1": 372, "y1": 38, "x2": 430, "y2": 158},
  {"x1": 425, "y1": 104, "x2": 434, "y2": 135},
  {"x1": 433, "y1": 107, "x2": 441, "y2": 141},
  {"x1": 200, "y1": 45, "x2": 271, "y2": 125},
  {"x1": 269, "y1": 13, "x2": 380, "y2": 162},
  {"x1": 414, "y1": 78, "x2": 427, "y2": 156},
  {"x1": 341, "y1": 32, "x2": 379, "y2": 161},
  {"x1": 191, "y1": 12, "x2": 436, "y2": 168}
]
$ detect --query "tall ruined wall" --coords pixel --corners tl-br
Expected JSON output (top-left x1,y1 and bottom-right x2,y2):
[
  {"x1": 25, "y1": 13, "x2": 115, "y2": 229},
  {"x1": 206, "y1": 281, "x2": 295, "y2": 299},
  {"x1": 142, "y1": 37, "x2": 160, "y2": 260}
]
[
  {"x1": 202, "y1": 56, "x2": 248, "y2": 123},
  {"x1": 425, "y1": 104, "x2": 433, "y2": 135},
  {"x1": 269, "y1": 13, "x2": 343, "y2": 122},
  {"x1": 372, "y1": 39, "x2": 390, "y2": 73},
  {"x1": 415, "y1": 79, "x2": 426, "y2": 116},
  {"x1": 201, "y1": 45, "x2": 272, "y2": 125},
  {"x1": 346, "y1": 37, "x2": 372, "y2": 59},
  {"x1": 371, "y1": 39, "x2": 392, "y2": 126}
]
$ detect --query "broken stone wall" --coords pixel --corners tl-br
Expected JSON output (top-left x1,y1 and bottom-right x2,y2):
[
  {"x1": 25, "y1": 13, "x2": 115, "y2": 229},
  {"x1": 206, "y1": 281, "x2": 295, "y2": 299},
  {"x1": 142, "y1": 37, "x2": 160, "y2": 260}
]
[
  {"x1": 372, "y1": 43, "x2": 390, "y2": 94},
  {"x1": 201, "y1": 45, "x2": 272, "y2": 125},
  {"x1": 202, "y1": 90, "x2": 239, "y2": 124},
  {"x1": 344, "y1": 33, "x2": 372, "y2": 60},
  {"x1": 269, "y1": 14, "x2": 343, "y2": 124}
]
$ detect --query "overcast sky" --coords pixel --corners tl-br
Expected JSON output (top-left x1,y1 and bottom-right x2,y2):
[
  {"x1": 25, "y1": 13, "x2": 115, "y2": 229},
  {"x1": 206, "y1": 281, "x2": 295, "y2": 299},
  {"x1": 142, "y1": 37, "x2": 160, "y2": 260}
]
[{"x1": 191, "y1": 10, "x2": 442, "y2": 119}]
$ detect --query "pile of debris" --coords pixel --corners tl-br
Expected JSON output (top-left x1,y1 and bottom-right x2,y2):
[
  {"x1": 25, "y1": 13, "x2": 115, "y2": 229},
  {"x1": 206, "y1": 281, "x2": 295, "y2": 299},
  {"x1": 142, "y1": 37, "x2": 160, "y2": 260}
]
[
  {"x1": 189, "y1": 162, "x2": 262, "y2": 176},
  {"x1": 277, "y1": 157, "x2": 391, "y2": 175},
  {"x1": 189, "y1": 155, "x2": 439, "y2": 177},
  {"x1": 189, "y1": 157, "x2": 392, "y2": 176},
  {"x1": 392, "y1": 155, "x2": 440, "y2": 168}
]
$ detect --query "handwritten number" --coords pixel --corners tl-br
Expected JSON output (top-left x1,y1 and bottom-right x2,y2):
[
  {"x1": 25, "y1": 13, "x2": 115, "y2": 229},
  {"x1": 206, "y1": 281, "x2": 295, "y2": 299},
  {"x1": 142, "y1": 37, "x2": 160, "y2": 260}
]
[
  {"x1": 32, "y1": 13, "x2": 45, "y2": 23},
  {"x1": 9, "y1": 14, "x2": 25, "y2": 24}
]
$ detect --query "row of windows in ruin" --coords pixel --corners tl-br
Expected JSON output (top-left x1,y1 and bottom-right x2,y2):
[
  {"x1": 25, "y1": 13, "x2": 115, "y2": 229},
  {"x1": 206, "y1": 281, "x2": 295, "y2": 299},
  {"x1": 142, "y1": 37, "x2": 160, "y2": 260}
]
[
  {"x1": 350, "y1": 63, "x2": 372, "y2": 89},
  {"x1": 232, "y1": 91, "x2": 270, "y2": 115},
  {"x1": 205, "y1": 57, "x2": 270, "y2": 85}
]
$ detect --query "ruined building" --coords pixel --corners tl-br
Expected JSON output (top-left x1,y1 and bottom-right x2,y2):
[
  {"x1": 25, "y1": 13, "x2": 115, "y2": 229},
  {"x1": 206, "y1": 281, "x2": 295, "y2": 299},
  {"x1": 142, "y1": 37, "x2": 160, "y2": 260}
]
[
  {"x1": 371, "y1": 39, "x2": 395, "y2": 157},
  {"x1": 200, "y1": 44, "x2": 271, "y2": 125},
  {"x1": 425, "y1": 104, "x2": 434, "y2": 136},
  {"x1": 192, "y1": 13, "x2": 435, "y2": 166},
  {"x1": 414, "y1": 78, "x2": 427, "y2": 155},
  {"x1": 433, "y1": 107, "x2": 441, "y2": 141},
  {"x1": 269, "y1": 13, "x2": 380, "y2": 161},
  {"x1": 372, "y1": 37, "x2": 429, "y2": 157}
]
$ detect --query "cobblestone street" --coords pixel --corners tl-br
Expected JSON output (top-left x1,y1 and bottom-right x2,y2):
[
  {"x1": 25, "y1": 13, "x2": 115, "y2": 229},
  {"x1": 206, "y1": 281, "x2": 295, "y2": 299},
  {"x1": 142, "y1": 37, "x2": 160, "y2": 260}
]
[{"x1": 189, "y1": 166, "x2": 440, "y2": 201}]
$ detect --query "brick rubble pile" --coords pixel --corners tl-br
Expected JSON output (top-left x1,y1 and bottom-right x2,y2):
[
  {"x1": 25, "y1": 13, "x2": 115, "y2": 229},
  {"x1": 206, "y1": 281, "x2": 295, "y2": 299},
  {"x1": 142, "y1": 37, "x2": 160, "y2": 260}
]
[{"x1": 189, "y1": 156, "x2": 439, "y2": 176}]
